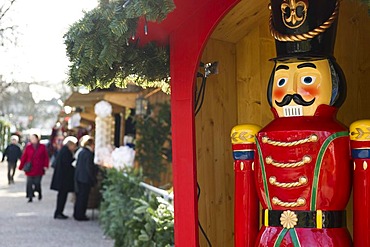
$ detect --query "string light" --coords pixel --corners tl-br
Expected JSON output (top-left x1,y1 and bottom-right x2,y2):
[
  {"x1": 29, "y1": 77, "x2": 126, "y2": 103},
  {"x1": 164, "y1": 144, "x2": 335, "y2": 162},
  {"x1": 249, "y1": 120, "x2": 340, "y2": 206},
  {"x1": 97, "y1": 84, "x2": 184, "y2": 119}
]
[
  {"x1": 122, "y1": 0, "x2": 131, "y2": 8},
  {"x1": 144, "y1": 16, "x2": 148, "y2": 35}
]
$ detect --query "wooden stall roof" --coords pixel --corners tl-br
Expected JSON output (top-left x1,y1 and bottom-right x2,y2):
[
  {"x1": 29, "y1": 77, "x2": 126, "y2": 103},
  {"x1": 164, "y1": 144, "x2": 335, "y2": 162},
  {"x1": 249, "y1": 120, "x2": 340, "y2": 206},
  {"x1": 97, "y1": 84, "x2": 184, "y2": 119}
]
[
  {"x1": 64, "y1": 91, "x2": 137, "y2": 109},
  {"x1": 59, "y1": 91, "x2": 138, "y2": 125}
]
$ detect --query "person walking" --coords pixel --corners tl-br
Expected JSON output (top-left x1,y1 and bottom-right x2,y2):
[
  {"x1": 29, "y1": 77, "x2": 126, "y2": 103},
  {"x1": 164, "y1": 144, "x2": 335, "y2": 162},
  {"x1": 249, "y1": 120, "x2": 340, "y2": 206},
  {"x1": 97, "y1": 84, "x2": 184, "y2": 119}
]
[
  {"x1": 73, "y1": 137, "x2": 97, "y2": 221},
  {"x1": 19, "y1": 134, "x2": 49, "y2": 203},
  {"x1": 50, "y1": 136, "x2": 78, "y2": 219},
  {"x1": 2, "y1": 135, "x2": 22, "y2": 184}
]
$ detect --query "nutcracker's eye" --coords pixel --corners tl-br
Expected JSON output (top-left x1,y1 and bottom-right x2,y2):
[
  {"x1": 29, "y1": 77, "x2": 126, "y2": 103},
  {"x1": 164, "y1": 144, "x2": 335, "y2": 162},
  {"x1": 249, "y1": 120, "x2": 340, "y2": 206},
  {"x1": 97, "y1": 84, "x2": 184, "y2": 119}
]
[
  {"x1": 277, "y1": 78, "x2": 288, "y2": 87},
  {"x1": 301, "y1": 76, "x2": 316, "y2": 85}
]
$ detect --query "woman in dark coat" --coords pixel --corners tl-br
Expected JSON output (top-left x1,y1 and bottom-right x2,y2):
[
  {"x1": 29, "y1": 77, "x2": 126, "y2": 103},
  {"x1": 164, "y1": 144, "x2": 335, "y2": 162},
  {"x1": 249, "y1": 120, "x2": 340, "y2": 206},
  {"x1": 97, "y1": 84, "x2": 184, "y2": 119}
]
[
  {"x1": 73, "y1": 137, "x2": 97, "y2": 221},
  {"x1": 2, "y1": 135, "x2": 22, "y2": 184},
  {"x1": 50, "y1": 136, "x2": 78, "y2": 219}
]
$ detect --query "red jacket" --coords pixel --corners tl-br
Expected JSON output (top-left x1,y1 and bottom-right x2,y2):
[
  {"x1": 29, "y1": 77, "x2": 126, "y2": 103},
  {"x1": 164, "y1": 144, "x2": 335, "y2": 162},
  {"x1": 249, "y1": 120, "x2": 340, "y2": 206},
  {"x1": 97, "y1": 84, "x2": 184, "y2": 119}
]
[
  {"x1": 254, "y1": 105, "x2": 352, "y2": 246},
  {"x1": 19, "y1": 143, "x2": 49, "y2": 176}
]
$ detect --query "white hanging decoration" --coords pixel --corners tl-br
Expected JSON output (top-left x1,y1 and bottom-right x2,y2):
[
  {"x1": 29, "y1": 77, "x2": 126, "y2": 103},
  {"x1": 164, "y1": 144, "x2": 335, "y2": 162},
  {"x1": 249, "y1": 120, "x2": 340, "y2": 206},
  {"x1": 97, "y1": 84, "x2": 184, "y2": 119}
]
[
  {"x1": 94, "y1": 100, "x2": 114, "y2": 164},
  {"x1": 94, "y1": 115, "x2": 114, "y2": 163},
  {"x1": 94, "y1": 100, "x2": 112, "y2": 118}
]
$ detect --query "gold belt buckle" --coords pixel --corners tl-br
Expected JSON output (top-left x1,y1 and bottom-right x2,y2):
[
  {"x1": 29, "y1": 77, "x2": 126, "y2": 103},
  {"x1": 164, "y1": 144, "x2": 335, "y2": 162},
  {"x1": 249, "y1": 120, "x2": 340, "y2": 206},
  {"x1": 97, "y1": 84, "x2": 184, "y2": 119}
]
[{"x1": 280, "y1": 210, "x2": 298, "y2": 229}]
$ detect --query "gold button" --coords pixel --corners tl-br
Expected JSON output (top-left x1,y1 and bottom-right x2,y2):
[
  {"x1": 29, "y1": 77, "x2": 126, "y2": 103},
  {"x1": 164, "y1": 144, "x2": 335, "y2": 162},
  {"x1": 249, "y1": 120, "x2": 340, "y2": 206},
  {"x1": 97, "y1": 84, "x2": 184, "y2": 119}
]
[
  {"x1": 297, "y1": 198, "x2": 306, "y2": 206},
  {"x1": 310, "y1": 134, "x2": 318, "y2": 142},
  {"x1": 269, "y1": 176, "x2": 276, "y2": 184},
  {"x1": 265, "y1": 156, "x2": 273, "y2": 164},
  {"x1": 272, "y1": 197, "x2": 279, "y2": 205},
  {"x1": 303, "y1": 155, "x2": 312, "y2": 163},
  {"x1": 299, "y1": 176, "x2": 308, "y2": 184}
]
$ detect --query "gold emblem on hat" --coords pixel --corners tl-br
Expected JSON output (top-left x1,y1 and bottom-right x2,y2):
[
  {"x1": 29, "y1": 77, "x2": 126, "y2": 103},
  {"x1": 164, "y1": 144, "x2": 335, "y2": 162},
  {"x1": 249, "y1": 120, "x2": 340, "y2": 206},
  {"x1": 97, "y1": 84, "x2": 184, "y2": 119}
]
[
  {"x1": 280, "y1": 210, "x2": 298, "y2": 229},
  {"x1": 281, "y1": 0, "x2": 308, "y2": 29}
]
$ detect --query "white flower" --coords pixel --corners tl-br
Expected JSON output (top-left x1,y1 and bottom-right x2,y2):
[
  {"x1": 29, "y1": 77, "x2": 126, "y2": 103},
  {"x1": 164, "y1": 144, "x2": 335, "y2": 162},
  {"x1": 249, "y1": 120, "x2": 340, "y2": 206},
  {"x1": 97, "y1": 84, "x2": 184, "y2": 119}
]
[
  {"x1": 112, "y1": 146, "x2": 136, "y2": 169},
  {"x1": 94, "y1": 146, "x2": 114, "y2": 166}
]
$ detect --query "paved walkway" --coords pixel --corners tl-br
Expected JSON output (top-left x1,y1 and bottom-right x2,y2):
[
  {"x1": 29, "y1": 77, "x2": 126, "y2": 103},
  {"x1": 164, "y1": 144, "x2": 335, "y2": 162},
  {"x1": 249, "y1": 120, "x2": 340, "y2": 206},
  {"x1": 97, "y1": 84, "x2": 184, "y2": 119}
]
[{"x1": 0, "y1": 161, "x2": 114, "y2": 247}]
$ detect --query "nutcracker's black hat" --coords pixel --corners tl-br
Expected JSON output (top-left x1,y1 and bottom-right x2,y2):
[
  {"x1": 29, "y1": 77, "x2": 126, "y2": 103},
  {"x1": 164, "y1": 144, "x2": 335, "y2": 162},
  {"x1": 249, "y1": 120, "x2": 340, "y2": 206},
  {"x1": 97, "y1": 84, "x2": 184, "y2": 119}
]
[{"x1": 269, "y1": 0, "x2": 339, "y2": 60}]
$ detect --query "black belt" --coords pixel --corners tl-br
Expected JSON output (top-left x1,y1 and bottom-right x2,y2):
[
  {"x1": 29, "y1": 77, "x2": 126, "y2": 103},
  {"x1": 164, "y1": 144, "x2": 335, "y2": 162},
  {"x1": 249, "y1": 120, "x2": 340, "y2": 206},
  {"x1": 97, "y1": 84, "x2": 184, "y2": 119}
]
[{"x1": 262, "y1": 210, "x2": 346, "y2": 228}]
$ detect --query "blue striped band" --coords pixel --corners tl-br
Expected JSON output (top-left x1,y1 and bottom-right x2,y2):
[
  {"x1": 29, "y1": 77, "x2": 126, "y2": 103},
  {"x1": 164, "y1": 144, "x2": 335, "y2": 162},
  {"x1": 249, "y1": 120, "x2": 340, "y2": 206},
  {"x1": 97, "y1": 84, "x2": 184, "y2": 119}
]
[
  {"x1": 352, "y1": 149, "x2": 370, "y2": 159},
  {"x1": 233, "y1": 150, "x2": 254, "y2": 160}
]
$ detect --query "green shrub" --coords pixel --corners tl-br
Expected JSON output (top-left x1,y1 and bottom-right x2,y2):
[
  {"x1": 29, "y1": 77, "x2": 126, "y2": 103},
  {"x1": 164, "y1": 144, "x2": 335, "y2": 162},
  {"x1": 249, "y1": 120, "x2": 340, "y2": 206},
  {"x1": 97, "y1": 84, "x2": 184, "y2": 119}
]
[
  {"x1": 99, "y1": 167, "x2": 174, "y2": 247},
  {"x1": 127, "y1": 197, "x2": 174, "y2": 247}
]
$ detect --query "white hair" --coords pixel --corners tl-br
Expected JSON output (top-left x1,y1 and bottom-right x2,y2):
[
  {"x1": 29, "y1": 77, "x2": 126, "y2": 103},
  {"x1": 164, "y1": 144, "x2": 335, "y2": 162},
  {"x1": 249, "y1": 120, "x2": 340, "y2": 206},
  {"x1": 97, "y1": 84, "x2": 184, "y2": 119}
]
[
  {"x1": 11, "y1": 135, "x2": 19, "y2": 142},
  {"x1": 63, "y1": 136, "x2": 78, "y2": 146}
]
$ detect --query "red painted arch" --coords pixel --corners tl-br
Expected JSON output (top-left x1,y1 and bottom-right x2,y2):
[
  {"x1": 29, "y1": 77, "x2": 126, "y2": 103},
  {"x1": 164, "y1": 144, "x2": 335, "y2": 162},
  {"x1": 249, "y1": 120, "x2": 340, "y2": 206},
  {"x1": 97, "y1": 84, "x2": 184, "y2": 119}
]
[
  {"x1": 135, "y1": 0, "x2": 240, "y2": 245},
  {"x1": 169, "y1": 1, "x2": 239, "y2": 246}
]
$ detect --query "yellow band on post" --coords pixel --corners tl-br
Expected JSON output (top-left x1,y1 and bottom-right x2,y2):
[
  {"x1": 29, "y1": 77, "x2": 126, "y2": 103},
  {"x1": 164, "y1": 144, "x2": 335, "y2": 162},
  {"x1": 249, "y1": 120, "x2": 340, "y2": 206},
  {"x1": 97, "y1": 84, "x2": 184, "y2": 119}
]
[
  {"x1": 231, "y1": 124, "x2": 262, "y2": 144},
  {"x1": 264, "y1": 209, "x2": 269, "y2": 227},
  {"x1": 350, "y1": 120, "x2": 370, "y2": 141},
  {"x1": 316, "y1": 210, "x2": 323, "y2": 229}
]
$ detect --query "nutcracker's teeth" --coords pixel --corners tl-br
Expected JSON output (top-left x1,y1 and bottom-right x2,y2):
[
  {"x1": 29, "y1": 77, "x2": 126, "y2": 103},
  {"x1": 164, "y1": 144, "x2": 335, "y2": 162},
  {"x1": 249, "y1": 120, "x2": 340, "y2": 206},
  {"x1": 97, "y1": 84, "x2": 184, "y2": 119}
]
[{"x1": 283, "y1": 105, "x2": 303, "y2": 117}]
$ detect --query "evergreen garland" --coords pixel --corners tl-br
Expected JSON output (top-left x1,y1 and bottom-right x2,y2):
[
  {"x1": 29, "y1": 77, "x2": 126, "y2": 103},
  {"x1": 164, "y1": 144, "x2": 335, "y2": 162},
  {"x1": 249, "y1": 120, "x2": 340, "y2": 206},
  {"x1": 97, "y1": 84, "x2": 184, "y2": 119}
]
[
  {"x1": 135, "y1": 102, "x2": 172, "y2": 183},
  {"x1": 64, "y1": 0, "x2": 175, "y2": 91}
]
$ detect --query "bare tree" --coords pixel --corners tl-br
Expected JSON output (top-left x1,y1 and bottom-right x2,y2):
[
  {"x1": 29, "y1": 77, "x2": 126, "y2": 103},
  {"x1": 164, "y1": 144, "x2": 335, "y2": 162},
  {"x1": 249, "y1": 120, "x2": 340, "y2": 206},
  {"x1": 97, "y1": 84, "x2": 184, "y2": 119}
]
[
  {"x1": 0, "y1": 0, "x2": 17, "y2": 96},
  {"x1": 0, "y1": 75, "x2": 11, "y2": 99},
  {"x1": 0, "y1": 0, "x2": 17, "y2": 46}
]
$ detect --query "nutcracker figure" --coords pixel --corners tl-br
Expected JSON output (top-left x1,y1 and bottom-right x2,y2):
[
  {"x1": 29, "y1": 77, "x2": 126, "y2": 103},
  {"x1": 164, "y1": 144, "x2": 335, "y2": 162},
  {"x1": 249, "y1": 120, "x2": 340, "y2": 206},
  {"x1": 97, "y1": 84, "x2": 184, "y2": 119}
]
[{"x1": 231, "y1": 0, "x2": 369, "y2": 246}]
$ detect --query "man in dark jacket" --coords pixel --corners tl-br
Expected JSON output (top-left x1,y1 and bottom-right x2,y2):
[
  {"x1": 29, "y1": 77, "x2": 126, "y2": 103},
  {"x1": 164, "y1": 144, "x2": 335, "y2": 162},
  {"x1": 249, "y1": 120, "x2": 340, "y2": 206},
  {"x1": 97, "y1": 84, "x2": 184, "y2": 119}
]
[
  {"x1": 2, "y1": 135, "x2": 22, "y2": 184},
  {"x1": 73, "y1": 137, "x2": 97, "y2": 221},
  {"x1": 50, "y1": 136, "x2": 78, "y2": 219}
]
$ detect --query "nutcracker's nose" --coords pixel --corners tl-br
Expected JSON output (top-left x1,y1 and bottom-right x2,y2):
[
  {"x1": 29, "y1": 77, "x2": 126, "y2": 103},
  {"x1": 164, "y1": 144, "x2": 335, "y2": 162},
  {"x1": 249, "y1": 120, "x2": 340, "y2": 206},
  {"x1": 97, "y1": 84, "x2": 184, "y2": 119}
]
[{"x1": 286, "y1": 77, "x2": 298, "y2": 94}]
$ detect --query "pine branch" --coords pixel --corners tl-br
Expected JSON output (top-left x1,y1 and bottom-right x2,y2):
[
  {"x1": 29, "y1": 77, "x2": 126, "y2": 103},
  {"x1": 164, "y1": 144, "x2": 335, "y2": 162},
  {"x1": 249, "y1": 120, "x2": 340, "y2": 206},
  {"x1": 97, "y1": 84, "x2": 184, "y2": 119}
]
[{"x1": 64, "y1": 0, "x2": 175, "y2": 90}]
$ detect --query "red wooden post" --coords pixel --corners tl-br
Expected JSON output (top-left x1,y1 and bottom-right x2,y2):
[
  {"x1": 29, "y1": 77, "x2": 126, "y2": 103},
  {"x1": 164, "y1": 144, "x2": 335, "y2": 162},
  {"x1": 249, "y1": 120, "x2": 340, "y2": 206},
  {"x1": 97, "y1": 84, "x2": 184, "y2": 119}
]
[{"x1": 170, "y1": 1, "x2": 239, "y2": 246}]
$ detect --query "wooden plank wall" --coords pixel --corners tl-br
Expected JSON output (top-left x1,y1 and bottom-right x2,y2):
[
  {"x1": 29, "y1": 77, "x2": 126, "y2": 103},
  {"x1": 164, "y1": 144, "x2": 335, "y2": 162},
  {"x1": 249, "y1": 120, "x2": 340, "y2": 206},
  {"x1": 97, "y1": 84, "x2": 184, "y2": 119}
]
[
  {"x1": 196, "y1": 39, "x2": 237, "y2": 247},
  {"x1": 236, "y1": 21, "x2": 275, "y2": 126},
  {"x1": 195, "y1": 1, "x2": 369, "y2": 246},
  {"x1": 336, "y1": 1, "x2": 370, "y2": 126}
]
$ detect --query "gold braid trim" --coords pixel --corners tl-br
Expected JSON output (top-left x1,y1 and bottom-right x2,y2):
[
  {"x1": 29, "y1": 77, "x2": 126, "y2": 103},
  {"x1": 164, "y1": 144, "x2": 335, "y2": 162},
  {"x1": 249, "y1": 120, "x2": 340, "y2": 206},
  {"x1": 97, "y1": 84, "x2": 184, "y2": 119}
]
[
  {"x1": 266, "y1": 155, "x2": 312, "y2": 168},
  {"x1": 272, "y1": 197, "x2": 306, "y2": 208},
  {"x1": 269, "y1": 176, "x2": 308, "y2": 188},
  {"x1": 262, "y1": 134, "x2": 318, "y2": 147},
  {"x1": 269, "y1": 0, "x2": 339, "y2": 42}
]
